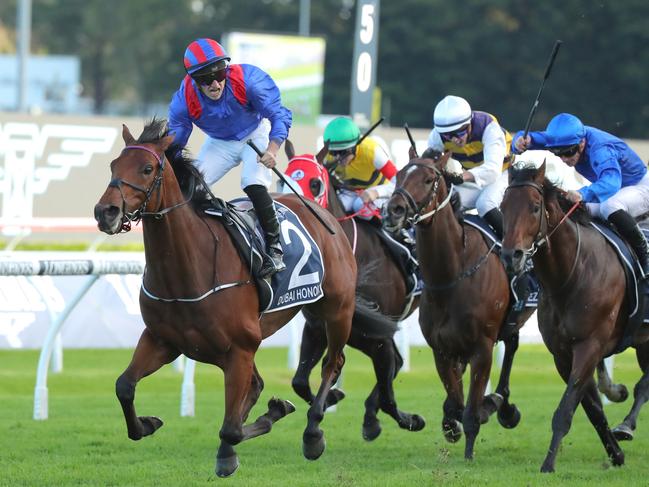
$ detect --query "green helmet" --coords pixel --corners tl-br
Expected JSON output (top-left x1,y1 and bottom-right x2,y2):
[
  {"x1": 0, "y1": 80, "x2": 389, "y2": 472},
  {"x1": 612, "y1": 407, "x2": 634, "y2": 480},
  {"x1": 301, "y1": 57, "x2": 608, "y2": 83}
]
[{"x1": 324, "y1": 117, "x2": 360, "y2": 151}]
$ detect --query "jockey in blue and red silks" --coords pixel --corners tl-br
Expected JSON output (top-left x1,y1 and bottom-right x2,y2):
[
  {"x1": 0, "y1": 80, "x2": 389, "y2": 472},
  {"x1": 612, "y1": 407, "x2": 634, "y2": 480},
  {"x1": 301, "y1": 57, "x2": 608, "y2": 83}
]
[
  {"x1": 513, "y1": 113, "x2": 649, "y2": 279},
  {"x1": 168, "y1": 38, "x2": 292, "y2": 278}
]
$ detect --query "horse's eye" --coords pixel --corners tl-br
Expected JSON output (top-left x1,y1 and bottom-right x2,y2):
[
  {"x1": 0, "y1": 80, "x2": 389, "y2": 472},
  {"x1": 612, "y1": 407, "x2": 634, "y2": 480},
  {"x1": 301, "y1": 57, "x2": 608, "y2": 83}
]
[
  {"x1": 143, "y1": 164, "x2": 154, "y2": 175},
  {"x1": 425, "y1": 177, "x2": 434, "y2": 185},
  {"x1": 532, "y1": 203, "x2": 541, "y2": 214}
]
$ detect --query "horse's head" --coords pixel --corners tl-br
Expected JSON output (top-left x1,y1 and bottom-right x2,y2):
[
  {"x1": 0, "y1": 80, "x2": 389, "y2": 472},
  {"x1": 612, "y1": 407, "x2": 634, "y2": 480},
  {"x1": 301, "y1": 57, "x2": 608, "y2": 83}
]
[
  {"x1": 500, "y1": 160, "x2": 548, "y2": 276},
  {"x1": 282, "y1": 139, "x2": 330, "y2": 208},
  {"x1": 383, "y1": 149, "x2": 451, "y2": 232},
  {"x1": 94, "y1": 121, "x2": 175, "y2": 234}
]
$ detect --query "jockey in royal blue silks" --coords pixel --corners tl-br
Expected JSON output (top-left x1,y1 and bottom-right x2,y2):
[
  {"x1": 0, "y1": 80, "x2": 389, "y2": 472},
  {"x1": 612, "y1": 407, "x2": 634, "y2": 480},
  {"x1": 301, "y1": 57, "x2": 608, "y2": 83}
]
[
  {"x1": 168, "y1": 38, "x2": 293, "y2": 278},
  {"x1": 512, "y1": 113, "x2": 649, "y2": 279}
]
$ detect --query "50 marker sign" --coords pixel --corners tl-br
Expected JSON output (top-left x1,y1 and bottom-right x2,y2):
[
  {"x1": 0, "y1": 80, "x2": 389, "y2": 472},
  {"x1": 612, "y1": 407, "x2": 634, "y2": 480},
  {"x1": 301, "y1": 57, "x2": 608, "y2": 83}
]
[{"x1": 350, "y1": 0, "x2": 380, "y2": 127}]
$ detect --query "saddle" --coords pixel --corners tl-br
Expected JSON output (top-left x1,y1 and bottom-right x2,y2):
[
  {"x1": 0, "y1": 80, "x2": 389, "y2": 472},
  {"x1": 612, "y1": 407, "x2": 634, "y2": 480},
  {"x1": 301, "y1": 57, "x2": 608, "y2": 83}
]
[{"x1": 202, "y1": 197, "x2": 325, "y2": 313}]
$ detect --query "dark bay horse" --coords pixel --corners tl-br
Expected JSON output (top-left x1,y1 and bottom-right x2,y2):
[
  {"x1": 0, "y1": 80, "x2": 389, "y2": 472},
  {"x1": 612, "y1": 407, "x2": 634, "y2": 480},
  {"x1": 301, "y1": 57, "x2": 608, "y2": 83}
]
[
  {"x1": 500, "y1": 160, "x2": 649, "y2": 472},
  {"x1": 283, "y1": 141, "x2": 424, "y2": 441},
  {"x1": 383, "y1": 150, "x2": 533, "y2": 460},
  {"x1": 93, "y1": 120, "x2": 357, "y2": 477}
]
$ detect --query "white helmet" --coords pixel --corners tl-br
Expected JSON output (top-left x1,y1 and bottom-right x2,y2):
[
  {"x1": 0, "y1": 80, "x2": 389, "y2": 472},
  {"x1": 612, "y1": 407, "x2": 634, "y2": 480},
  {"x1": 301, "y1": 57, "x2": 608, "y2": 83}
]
[{"x1": 434, "y1": 95, "x2": 472, "y2": 133}]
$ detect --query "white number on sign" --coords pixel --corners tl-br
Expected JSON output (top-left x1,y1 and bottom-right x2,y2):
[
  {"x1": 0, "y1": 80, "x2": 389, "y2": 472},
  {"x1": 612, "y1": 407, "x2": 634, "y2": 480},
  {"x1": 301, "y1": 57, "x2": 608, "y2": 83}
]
[
  {"x1": 281, "y1": 220, "x2": 319, "y2": 289},
  {"x1": 359, "y1": 4, "x2": 375, "y2": 44}
]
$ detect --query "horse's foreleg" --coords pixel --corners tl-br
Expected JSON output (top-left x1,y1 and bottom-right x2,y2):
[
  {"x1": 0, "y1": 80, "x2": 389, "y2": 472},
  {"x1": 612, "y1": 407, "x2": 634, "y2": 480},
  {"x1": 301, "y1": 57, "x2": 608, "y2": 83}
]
[
  {"x1": 116, "y1": 329, "x2": 180, "y2": 441},
  {"x1": 463, "y1": 342, "x2": 494, "y2": 460},
  {"x1": 291, "y1": 317, "x2": 327, "y2": 405},
  {"x1": 302, "y1": 314, "x2": 349, "y2": 461},
  {"x1": 492, "y1": 332, "x2": 522, "y2": 428},
  {"x1": 433, "y1": 351, "x2": 465, "y2": 444},
  {"x1": 541, "y1": 342, "x2": 599, "y2": 473},
  {"x1": 580, "y1": 376, "x2": 624, "y2": 466},
  {"x1": 216, "y1": 346, "x2": 255, "y2": 477},
  {"x1": 596, "y1": 360, "x2": 629, "y2": 403}
]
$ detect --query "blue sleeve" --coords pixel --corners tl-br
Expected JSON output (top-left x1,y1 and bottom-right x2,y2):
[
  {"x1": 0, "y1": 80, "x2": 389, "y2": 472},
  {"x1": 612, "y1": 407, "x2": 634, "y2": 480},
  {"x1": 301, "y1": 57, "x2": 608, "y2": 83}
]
[
  {"x1": 246, "y1": 67, "x2": 292, "y2": 143},
  {"x1": 578, "y1": 146, "x2": 622, "y2": 203},
  {"x1": 511, "y1": 130, "x2": 551, "y2": 154},
  {"x1": 167, "y1": 89, "x2": 193, "y2": 150}
]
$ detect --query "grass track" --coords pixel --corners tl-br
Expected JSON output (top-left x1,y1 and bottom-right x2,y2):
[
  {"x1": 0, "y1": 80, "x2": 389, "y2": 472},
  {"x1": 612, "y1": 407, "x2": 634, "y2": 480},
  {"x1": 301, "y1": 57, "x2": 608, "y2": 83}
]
[{"x1": 1, "y1": 345, "x2": 648, "y2": 486}]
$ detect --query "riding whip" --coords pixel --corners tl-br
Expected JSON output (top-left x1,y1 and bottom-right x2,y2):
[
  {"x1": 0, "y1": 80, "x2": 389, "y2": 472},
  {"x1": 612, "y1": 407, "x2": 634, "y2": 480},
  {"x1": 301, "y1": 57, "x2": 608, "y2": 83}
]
[
  {"x1": 246, "y1": 139, "x2": 336, "y2": 235},
  {"x1": 404, "y1": 123, "x2": 418, "y2": 157},
  {"x1": 523, "y1": 40, "x2": 562, "y2": 139},
  {"x1": 357, "y1": 116, "x2": 385, "y2": 146}
]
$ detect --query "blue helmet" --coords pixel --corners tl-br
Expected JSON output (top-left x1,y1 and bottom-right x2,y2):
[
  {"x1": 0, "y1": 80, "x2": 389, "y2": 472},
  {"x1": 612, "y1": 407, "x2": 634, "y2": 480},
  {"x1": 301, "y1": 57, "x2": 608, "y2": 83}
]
[
  {"x1": 183, "y1": 38, "x2": 230, "y2": 75},
  {"x1": 544, "y1": 113, "x2": 586, "y2": 147}
]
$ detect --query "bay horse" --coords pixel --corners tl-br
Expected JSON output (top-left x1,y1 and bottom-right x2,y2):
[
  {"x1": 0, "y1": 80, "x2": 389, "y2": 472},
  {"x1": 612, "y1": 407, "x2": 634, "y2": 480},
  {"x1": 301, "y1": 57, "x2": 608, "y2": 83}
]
[
  {"x1": 383, "y1": 149, "x2": 533, "y2": 460},
  {"x1": 94, "y1": 120, "x2": 357, "y2": 477},
  {"x1": 283, "y1": 140, "x2": 424, "y2": 441},
  {"x1": 500, "y1": 160, "x2": 649, "y2": 472}
]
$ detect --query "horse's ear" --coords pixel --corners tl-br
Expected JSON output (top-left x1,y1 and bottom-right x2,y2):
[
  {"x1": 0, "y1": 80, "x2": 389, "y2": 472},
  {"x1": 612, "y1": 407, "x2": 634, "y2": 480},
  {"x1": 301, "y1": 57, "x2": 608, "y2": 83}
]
[
  {"x1": 537, "y1": 159, "x2": 547, "y2": 182},
  {"x1": 315, "y1": 140, "x2": 329, "y2": 165},
  {"x1": 285, "y1": 139, "x2": 296, "y2": 160},
  {"x1": 159, "y1": 133, "x2": 176, "y2": 151},
  {"x1": 122, "y1": 124, "x2": 136, "y2": 146},
  {"x1": 435, "y1": 150, "x2": 453, "y2": 170}
]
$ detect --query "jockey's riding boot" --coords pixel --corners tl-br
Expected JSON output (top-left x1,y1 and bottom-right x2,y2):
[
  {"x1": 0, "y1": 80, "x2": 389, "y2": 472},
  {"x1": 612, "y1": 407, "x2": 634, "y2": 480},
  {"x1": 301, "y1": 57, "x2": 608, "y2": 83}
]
[
  {"x1": 483, "y1": 208, "x2": 504, "y2": 241},
  {"x1": 244, "y1": 184, "x2": 286, "y2": 278},
  {"x1": 609, "y1": 209, "x2": 649, "y2": 280}
]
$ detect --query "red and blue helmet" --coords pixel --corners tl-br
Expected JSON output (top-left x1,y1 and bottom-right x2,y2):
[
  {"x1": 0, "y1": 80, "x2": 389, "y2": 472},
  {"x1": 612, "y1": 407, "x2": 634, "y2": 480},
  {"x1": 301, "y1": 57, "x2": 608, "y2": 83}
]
[{"x1": 183, "y1": 38, "x2": 231, "y2": 75}]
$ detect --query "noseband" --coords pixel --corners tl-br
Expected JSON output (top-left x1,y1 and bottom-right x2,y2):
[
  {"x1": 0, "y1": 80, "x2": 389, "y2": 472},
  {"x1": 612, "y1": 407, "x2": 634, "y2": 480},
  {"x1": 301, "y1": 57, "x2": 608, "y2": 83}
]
[
  {"x1": 109, "y1": 145, "x2": 189, "y2": 232},
  {"x1": 393, "y1": 162, "x2": 454, "y2": 226}
]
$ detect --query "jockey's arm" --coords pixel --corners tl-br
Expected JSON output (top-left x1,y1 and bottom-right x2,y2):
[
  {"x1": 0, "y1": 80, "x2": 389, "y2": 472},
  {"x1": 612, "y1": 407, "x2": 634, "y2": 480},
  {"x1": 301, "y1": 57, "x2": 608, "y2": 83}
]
[{"x1": 469, "y1": 122, "x2": 506, "y2": 187}]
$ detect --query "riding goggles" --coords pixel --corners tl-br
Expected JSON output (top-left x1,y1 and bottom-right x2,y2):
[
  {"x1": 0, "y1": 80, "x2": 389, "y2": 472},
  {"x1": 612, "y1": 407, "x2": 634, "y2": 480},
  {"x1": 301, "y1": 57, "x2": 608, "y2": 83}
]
[
  {"x1": 440, "y1": 125, "x2": 470, "y2": 141},
  {"x1": 192, "y1": 68, "x2": 227, "y2": 86},
  {"x1": 549, "y1": 144, "x2": 580, "y2": 157},
  {"x1": 330, "y1": 148, "x2": 355, "y2": 159}
]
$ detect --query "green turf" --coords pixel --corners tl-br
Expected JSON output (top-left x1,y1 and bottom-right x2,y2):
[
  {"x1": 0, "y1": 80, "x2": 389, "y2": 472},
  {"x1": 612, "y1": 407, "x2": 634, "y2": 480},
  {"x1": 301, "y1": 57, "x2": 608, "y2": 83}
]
[{"x1": 1, "y1": 345, "x2": 647, "y2": 486}]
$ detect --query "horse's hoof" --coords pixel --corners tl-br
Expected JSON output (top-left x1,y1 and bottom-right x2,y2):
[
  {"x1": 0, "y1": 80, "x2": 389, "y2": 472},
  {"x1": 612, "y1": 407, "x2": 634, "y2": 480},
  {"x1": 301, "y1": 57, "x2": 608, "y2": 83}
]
[
  {"x1": 407, "y1": 414, "x2": 426, "y2": 432},
  {"x1": 325, "y1": 388, "x2": 345, "y2": 408},
  {"x1": 362, "y1": 417, "x2": 382, "y2": 442},
  {"x1": 497, "y1": 403, "x2": 521, "y2": 429},
  {"x1": 268, "y1": 397, "x2": 296, "y2": 418},
  {"x1": 611, "y1": 449, "x2": 625, "y2": 467},
  {"x1": 134, "y1": 416, "x2": 163, "y2": 439},
  {"x1": 442, "y1": 419, "x2": 463, "y2": 443},
  {"x1": 540, "y1": 463, "x2": 555, "y2": 473},
  {"x1": 613, "y1": 424, "x2": 634, "y2": 441},
  {"x1": 215, "y1": 454, "x2": 240, "y2": 478},
  {"x1": 303, "y1": 432, "x2": 326, "y2": 460}
]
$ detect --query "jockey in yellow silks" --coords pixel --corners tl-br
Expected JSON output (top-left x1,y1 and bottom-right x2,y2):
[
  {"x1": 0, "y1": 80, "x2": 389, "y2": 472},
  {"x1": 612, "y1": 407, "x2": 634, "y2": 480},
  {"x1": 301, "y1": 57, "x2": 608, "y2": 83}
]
[{"x1": 323, "y1": 117, "x2": 397, "y2": 220}]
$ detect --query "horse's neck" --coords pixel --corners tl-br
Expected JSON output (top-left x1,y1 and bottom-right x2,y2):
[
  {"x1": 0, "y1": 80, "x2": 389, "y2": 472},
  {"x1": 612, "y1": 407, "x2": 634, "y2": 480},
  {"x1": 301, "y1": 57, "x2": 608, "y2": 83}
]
[
  {"x1": 535, "y1": 200, "x2": 582, "y2": 290},
  {"x1": 327, "y1": 182, "x2": 347, "y2": 220},
  {"x1": 416, "y1": 203, "x2": 464, "y2": 282}
]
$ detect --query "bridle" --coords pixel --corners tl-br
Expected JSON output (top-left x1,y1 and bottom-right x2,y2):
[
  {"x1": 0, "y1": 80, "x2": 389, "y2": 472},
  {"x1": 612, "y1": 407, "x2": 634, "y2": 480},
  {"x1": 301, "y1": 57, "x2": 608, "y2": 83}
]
[
  {"x1": 391, "y1": 161, "x2": 454, "y2": 226},
  {"x1": 505, "y1": 180, "x2": 582, "y2": 291},
  {"x1": 109, "y1": 145, "x2": 190, "y2": 232}
]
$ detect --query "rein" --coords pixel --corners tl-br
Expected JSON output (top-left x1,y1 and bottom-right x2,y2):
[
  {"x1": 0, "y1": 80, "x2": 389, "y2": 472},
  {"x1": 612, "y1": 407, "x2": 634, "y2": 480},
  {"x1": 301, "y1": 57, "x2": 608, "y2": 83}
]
[
  {"x1": 111, "y1": 145, "x2": 192, "y2": 232},
  {"x1": 506, "y1": 180, "x2": 582, "y2": 291}
]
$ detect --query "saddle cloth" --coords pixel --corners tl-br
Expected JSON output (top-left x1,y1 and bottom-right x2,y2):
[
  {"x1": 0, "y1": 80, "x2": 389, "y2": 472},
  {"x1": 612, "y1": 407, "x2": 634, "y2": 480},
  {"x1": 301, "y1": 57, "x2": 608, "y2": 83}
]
[
  {"x1": 205, "y1": 198, "x2": 325, "y2": 313},
  {"x1": 591, "y1": 221, "x2": 648, "y2": 355}
]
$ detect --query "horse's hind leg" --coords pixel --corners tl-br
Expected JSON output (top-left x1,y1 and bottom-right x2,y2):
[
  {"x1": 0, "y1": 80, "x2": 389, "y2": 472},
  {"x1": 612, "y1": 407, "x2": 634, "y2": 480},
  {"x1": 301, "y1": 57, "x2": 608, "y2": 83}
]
[
  {"x1": 489, "y1": 332, "x2": 522, "y2": 428},
  {"x1": 302, "y1": 308, "x2": 351, "y2": 460},
  {"x1": 217, "y1": 361, "x2": 295, "y2": 477},
  {"x1": 580, "y1": 376, "x2": 624, "y2": 466},
  {"x1": 116, "y1": 329, "x2": 180, "y2": 441},
  {"x1": 291, "y1": 315, "x2": 327, "y2": 405},
  {"x1": 613, "y1": 345, "x2": 649, "y2": 441},
  {"x1": 596, "y1": 360, "x2": 629, "y2": 403},
  {"x1": 463, "y1": 341, "x2": 494, "y2": 460},
  {"x1": 348, "y1": 334, "x2": 425, "y2": 440},
  {"x1": 433, "y1": 352, "x2": 465, "y2": 444}
]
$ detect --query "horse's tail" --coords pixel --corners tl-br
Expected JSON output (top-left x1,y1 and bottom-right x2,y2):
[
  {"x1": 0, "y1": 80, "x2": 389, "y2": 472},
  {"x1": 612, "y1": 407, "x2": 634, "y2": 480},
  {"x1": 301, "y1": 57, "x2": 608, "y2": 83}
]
[{"x1": 352, "y1": 295, "x2": 400, "y2": 338}]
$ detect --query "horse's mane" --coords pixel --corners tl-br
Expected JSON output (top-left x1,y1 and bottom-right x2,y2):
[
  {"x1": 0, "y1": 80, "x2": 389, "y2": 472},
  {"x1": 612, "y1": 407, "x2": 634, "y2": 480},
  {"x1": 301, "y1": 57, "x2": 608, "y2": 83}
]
[
  {"x1": 418, "y1": 147, "x2": 463, "y2": 218},
  {"x1": 509, "y1": 164, "x2": 592, "y2": 225},
  {"x1": 137, "y1": 118, "x2": 210, "y2": 205}
]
